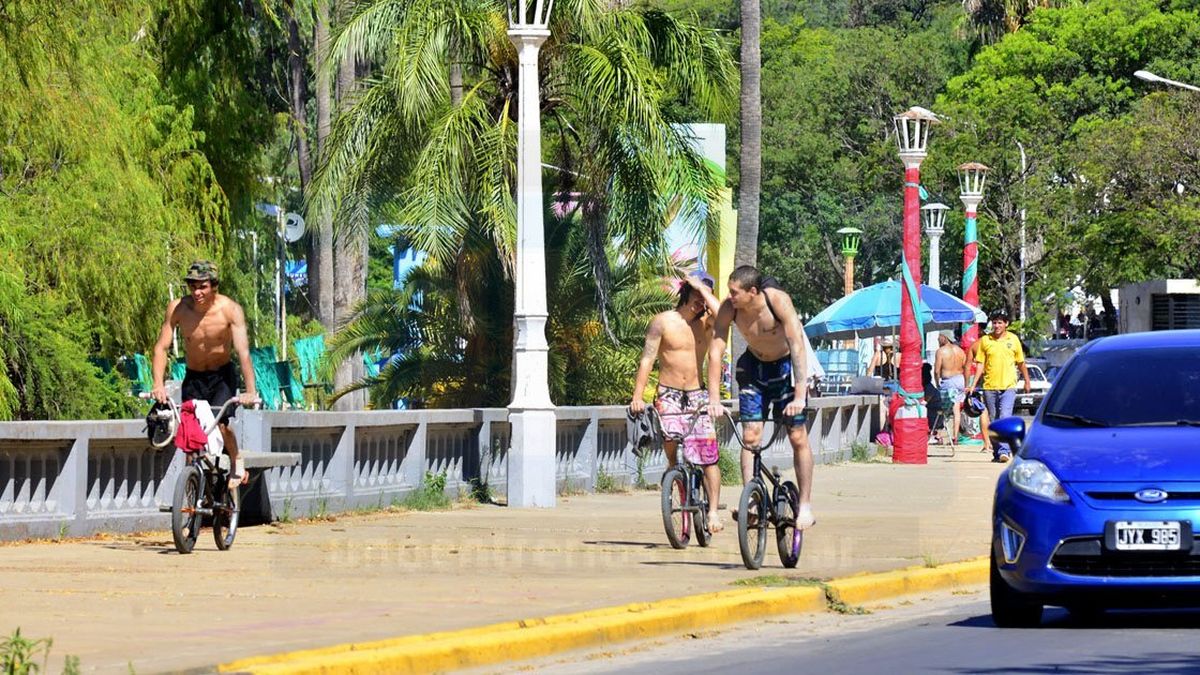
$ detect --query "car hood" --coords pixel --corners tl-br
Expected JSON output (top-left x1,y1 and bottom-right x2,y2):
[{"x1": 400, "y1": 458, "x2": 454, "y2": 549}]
[{"x1": 1024, "y1": 424, "x2": 1200, "y2": 482}]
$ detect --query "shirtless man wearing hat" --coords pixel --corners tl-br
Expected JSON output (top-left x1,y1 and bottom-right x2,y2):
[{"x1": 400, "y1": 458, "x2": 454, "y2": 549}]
[{"x1": 150, "y1": 260, "x2": 259, "y2": 488}]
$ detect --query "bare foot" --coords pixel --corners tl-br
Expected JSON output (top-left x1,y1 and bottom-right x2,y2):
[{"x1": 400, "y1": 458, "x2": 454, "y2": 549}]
[
  {"x1": 796, "y1": 504, "x2": 816, "y2": 530},
  {"x1": 707, "y1": 513, "x2": 724, "y2": 534},
  {"x1": 228, "y1": 459, "x2": 247, "y2": 490}
]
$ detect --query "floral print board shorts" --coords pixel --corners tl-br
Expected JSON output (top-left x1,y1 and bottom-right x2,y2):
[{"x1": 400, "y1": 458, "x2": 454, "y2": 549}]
[{"x1": 654, "y1": 386, "x2": 719, "y2": 466}]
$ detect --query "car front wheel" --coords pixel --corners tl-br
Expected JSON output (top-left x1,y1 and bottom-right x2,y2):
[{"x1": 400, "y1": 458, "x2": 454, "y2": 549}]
[{"x1": 990, "y1": 548, "x2": 1043, "y2": 628}]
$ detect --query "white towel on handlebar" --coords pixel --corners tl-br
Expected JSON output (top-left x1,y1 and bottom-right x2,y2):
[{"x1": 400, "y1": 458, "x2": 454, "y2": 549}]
[{"x1": 192, "y1": 400, "x2": 225, "y2": 456}]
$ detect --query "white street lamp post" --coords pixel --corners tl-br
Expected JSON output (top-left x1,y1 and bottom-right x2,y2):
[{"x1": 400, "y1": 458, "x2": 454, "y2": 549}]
[
  {"x1": 922, "y1": 202, "x2": 949, "y2": 363},
  {"x1": 507, "y1": 0, "x2": 556, "y2": 508},
  {"x1": 1135, "y1": 69, "x2": 1200, "y2": 93},
  {"x1": 1016, "y1": 141, "x2": 1027, "y2": 322}
]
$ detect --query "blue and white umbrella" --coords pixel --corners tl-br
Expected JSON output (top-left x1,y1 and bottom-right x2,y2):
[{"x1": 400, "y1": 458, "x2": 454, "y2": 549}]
[{"x1": 804, "y1": 280, "x2": 986, "y2": 341}]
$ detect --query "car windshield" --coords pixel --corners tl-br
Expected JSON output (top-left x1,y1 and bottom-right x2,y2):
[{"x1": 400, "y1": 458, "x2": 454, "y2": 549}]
[{"x1": 1044, "y1": 346, "x2": 1200, "y2": 427}]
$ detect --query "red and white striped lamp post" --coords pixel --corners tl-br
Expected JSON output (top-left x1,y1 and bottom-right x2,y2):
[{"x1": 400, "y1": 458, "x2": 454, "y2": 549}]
[
  {"x1": 891, "y1": 107, "x2": 938, "y2": 464},
  {"x1": 958, "y1": 162, "x2": 989, "y2": 354}
]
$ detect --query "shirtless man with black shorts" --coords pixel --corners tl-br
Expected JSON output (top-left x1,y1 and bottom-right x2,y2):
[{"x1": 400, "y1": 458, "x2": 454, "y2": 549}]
[
  {"x1": 707, "y1": 265, "x2": 816, "y2": 530},
  {"x1": 150, "y1": 260, "x2": 258, "y2": 488}
]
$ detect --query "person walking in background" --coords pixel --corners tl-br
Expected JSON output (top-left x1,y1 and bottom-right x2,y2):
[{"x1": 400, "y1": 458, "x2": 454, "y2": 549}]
[
  {"x1": 967, "y1": 309, "x2": 1031, "y2": 463},
  {"x1": 934, "y1": 331, "x2": 967, "y2": 445}
]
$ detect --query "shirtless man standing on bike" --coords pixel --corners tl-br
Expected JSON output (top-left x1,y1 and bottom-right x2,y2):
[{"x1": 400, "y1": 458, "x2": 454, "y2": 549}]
[
  {"x1": 631, "y1": 273, "x2": 723, "y2": 533},
  {"x1": 707, "y1": 265, "x2": 816, "y2": 530},
  {"x1": 150, "y1": 260, "x2": 258, "y2": 489}
]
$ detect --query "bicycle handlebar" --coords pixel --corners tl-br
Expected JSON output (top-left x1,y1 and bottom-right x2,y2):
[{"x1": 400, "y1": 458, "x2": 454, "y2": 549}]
[{"x1": 140, "y1": 393, "x2": 263, "y2": 438}]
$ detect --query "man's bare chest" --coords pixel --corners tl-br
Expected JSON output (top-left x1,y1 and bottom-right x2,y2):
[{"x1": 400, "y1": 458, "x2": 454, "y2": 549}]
[{"x1": 177, "y1": 309, "x2": 230, "y2": 341}]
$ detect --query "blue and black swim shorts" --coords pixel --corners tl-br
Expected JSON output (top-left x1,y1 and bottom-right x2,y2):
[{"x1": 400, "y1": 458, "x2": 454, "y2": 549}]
[{"x1": 736, "y1": 352, "x2": 808, "y2": 426}]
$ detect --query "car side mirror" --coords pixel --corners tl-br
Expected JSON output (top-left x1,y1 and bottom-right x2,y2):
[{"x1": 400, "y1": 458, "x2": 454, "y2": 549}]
[{"x1": 989, "y1": 416, "x2": 1026, "y2": 446}]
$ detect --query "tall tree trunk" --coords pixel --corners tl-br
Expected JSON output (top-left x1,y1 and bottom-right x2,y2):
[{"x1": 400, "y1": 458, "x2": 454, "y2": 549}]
[
  {"x1": 333, "y1": 10, "x2": 369, "y2": 410},
  {"x1": 313, "y1": 0, "x2": 335, "y2": 332},
  {"x1": 285, "y1": 2, "x2": 317, "y2": 331},
  {"x1": 735, "y1": 0, "x2": 762, "y2": 269},
  {"x1": 730, "y1": 0, "x2": 763, "y2": 383},
  {"x1": 449, "y1": 35, "x2": 463, "y2": 107}
]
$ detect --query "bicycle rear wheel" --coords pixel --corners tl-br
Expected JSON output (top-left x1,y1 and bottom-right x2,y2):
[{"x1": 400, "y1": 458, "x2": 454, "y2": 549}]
[
  {"x1": 171, "y1": 465, "x2": 202, "y2": 554},
  {"x1": 661, "y1": 468, "x2": 691, "y2": 549},
  {"x1": 775, "y1": 481, "x2": 802, "y2": 568},
  {"x1": 693, "y1": 470, "x2": 712, "y2": 548},
  {"x1": 213, "y1": 482, "x2": 239, "y2": 551},
  {"x1": 737, "y1": 480, "x2": 769, "y2": 569}
]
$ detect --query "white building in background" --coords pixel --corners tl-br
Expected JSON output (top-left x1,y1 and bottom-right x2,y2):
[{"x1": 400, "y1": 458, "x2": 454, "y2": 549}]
[{"x1": 1119, "y1": 279, "x2": 1200, "y2": 333}]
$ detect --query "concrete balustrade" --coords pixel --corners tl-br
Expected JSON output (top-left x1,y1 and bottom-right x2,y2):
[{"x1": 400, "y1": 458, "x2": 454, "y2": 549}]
[{"x1": 0, "y1": 395, "x2": 883, "y2": 541}]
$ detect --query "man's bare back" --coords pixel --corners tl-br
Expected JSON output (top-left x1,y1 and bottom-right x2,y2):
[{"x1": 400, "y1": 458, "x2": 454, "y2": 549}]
[{"x1": 935, "y1": 342, "x2": 966, "y2": 379}]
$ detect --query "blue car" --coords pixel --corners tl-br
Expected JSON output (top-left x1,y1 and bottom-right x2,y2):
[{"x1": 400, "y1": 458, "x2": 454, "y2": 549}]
[{"x1": 989, "y1": 330, "x2": 1200, "y2": 626}]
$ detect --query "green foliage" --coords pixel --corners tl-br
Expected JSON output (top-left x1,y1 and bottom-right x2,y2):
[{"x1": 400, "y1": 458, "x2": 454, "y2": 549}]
[
  {"x1": 754, "y1": 6, "x2": 971, "y2": 318},
  {"x1": 594, "y1": 467, "x2": 622, "y2": 493},
  {"x1": 850, "y1": 441, "x2": 878, "y2": 462},
  {"x1": 930, "y1": 0, "x2": 1200, "y2": 315},
  {"x1": 0, "y1": 2, "x2": 236, "y2": 419},
  {"x1": 401, "y1": 471, "x2": 452, "y2": 510},
  {"x1": 717, "y1": 446, "x2": 742, "y2": 485},
  {"x1": 0, "y1": 627, "x2": 79, "y2": 675}
]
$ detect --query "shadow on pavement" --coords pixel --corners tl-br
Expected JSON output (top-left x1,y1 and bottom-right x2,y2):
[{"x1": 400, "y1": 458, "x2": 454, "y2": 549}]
[
  {"x1": 954, "y1": 607, "x2": 1200, "y2": 630},
  {"x1": 961, "y1": 654, "x2": 1200, "y2": 674},
  {"x1": 639, "y1": 560, "x2": 745, "y2": 570},
  {"x1": 583, "y1": 540, "x2": 673, "y2": 549}
]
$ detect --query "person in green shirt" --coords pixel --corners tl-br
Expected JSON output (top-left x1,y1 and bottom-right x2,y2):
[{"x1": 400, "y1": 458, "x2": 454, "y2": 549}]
[{"x1": 967, "y1": 309, "x2": 1031, "y2": 462}]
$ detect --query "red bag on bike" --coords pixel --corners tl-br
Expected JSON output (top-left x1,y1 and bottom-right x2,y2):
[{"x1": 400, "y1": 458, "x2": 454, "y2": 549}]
[{"x1": 176, "y1": 401, "x2": 209, "y2": 453}]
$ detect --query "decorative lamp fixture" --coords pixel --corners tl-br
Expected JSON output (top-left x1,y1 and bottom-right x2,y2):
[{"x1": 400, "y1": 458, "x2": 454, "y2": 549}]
[
  {"x1": 892, "y1": 107, "x2": 940, "y2": 167},
  {"x1": 837, "y1": 227, "x2": 863, "y2": 258},
  {"x1": 958, "y1": 162, "x2": 990, "y2": 198},
  {"x1": 921, "y1": 203, "x2": 949, "y2": 237}
]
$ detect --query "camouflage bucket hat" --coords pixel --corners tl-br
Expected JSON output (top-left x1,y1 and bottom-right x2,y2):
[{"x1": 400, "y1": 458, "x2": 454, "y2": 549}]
[{"x1": 184, "y1": 260, "x2": 219, "y2": 283}]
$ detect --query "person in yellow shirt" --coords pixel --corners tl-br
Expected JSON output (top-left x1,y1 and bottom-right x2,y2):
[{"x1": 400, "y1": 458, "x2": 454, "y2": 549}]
[{"x1": 967, "y1": 309, "x2": 1031, "y2": 462}]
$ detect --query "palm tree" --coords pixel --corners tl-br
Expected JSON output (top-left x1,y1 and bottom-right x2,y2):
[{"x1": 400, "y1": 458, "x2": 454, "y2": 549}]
[
  {"x1": 736, "y1": 0, "x2": 761, "y2": 268},
  {"x1": 324, "y1": 207, "x2": 682, "y2": 407},
  {"x1": 961, "y1": 0, "x2": 1066, "y2": 45},
  {"x1": 311, "y1": 0, "x2": 736, "y2": 343}
]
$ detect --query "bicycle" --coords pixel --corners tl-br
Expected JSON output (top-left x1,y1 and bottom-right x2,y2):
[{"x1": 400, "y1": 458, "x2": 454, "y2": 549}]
[
  {"x1": 143, "y1": 394, "x2": 260, "y2": 554},
  {"x1": 723, "y1": 409, "x2": 803, "y2": 570},
  {"x1": 643, "y1": 407, "x2": 715, "y2": 550}
]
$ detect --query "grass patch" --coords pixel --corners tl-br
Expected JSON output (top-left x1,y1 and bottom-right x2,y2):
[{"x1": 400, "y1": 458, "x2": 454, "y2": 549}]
[
  {"x1": 594, "y1": 467, "x2": 623, "y2": 494},
  {"x1": 732, "y1": 574, "x2": 823, "y2": 588},
  {"x1": 1, "y1": 628, "x2": 80, "y2": 674},
  {"x1": 717, "y1": 447, "x2": 742, "y2": 486},
  {"x1": 850, "y1": 441, "x2": 880, "y2": 462},
  {"x1": 401, "y1": 471, "x2": 452, "y2": 511},
  {"x1": 922, "y1": 553, "x2": 940, "y2": 568},
  {"x1": 731, "y1": 575, "x2": 870, "y2": 616}
]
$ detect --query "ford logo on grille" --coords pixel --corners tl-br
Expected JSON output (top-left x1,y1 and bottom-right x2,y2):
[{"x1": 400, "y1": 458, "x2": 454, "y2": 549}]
[{"x1": 1135, "y1": 489, "x2": 1169, "y2": 503}]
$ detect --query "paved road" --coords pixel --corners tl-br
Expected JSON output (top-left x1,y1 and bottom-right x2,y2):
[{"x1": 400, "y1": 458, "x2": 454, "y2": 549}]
[
  {"x1": 1, "y1": 454, "x2": 1002, "y2": 674},
  {"x1": 506, "y1": 587, "x2": 1200, "y2": 675}
]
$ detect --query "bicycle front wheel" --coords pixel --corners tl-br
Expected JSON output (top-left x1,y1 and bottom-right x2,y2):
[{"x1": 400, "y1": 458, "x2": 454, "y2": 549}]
[
  {"x1": 213, "y1": 482, "x2": 239, "y2": 551},
  {"x1": 737, "y1": 480, "x2": 769, "y2": 569},
  {"x1": 775, "y1": 481, "x2": 802, "y2": 568},
  {"x1": 171, "y1": 465, "x2": 202, "y2": 554},
  {"x1": 661, "y1": 468, "x2": 691, "y2": 549}
]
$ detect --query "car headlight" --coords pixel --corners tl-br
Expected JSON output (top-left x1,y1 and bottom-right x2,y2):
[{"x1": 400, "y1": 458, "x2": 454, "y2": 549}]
[{"x1": 1008, "y1": 457, "x2": 1069, "y2": 503}]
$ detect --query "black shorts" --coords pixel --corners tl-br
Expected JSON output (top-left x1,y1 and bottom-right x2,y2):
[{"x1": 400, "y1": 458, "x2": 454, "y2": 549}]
[{"x1": 181, "y1": 362, "x2": 239, "y2": 424}]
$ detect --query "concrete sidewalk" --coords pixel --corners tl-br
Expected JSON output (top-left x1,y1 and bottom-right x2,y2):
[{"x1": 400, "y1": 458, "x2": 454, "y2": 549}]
[{"x1": 0, "y1": 450, "x2": 1002, "y2": 674}]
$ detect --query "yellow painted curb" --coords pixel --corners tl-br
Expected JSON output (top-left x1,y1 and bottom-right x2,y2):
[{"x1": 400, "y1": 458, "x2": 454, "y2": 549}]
[
  {"x1": 220, "y1": 557, "x2": 988, "y2": 674},
  {"x1": 827, "y1": 557, "x2": 988, "y2": 606}
]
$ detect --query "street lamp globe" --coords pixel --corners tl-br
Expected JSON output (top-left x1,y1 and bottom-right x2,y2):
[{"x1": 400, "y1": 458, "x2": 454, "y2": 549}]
[
  {"x1": 836, "y1": 226, "x2": 863, "y2": 258},
  {"x1": 893, "y1": 107, "x2": 940, "y2": 166},
  {"x1": 921, "y1": 203, "x2": 949, "y2": 237},
  {"x1": 958, "y1": 162, "x2": 990, "y2": 197},
  {"x1": 507, "y1": 0, "x2": 553, "y2": 28}
]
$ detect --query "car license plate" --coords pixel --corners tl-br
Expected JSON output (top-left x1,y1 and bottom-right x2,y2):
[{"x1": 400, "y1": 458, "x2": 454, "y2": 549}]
[
  {"x1": 1108, "y1": 521, "x2": 1186, "y2": 551},
  {"x1": 1020, "y1": 396, "x2": 1034, "y2": 406}
]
